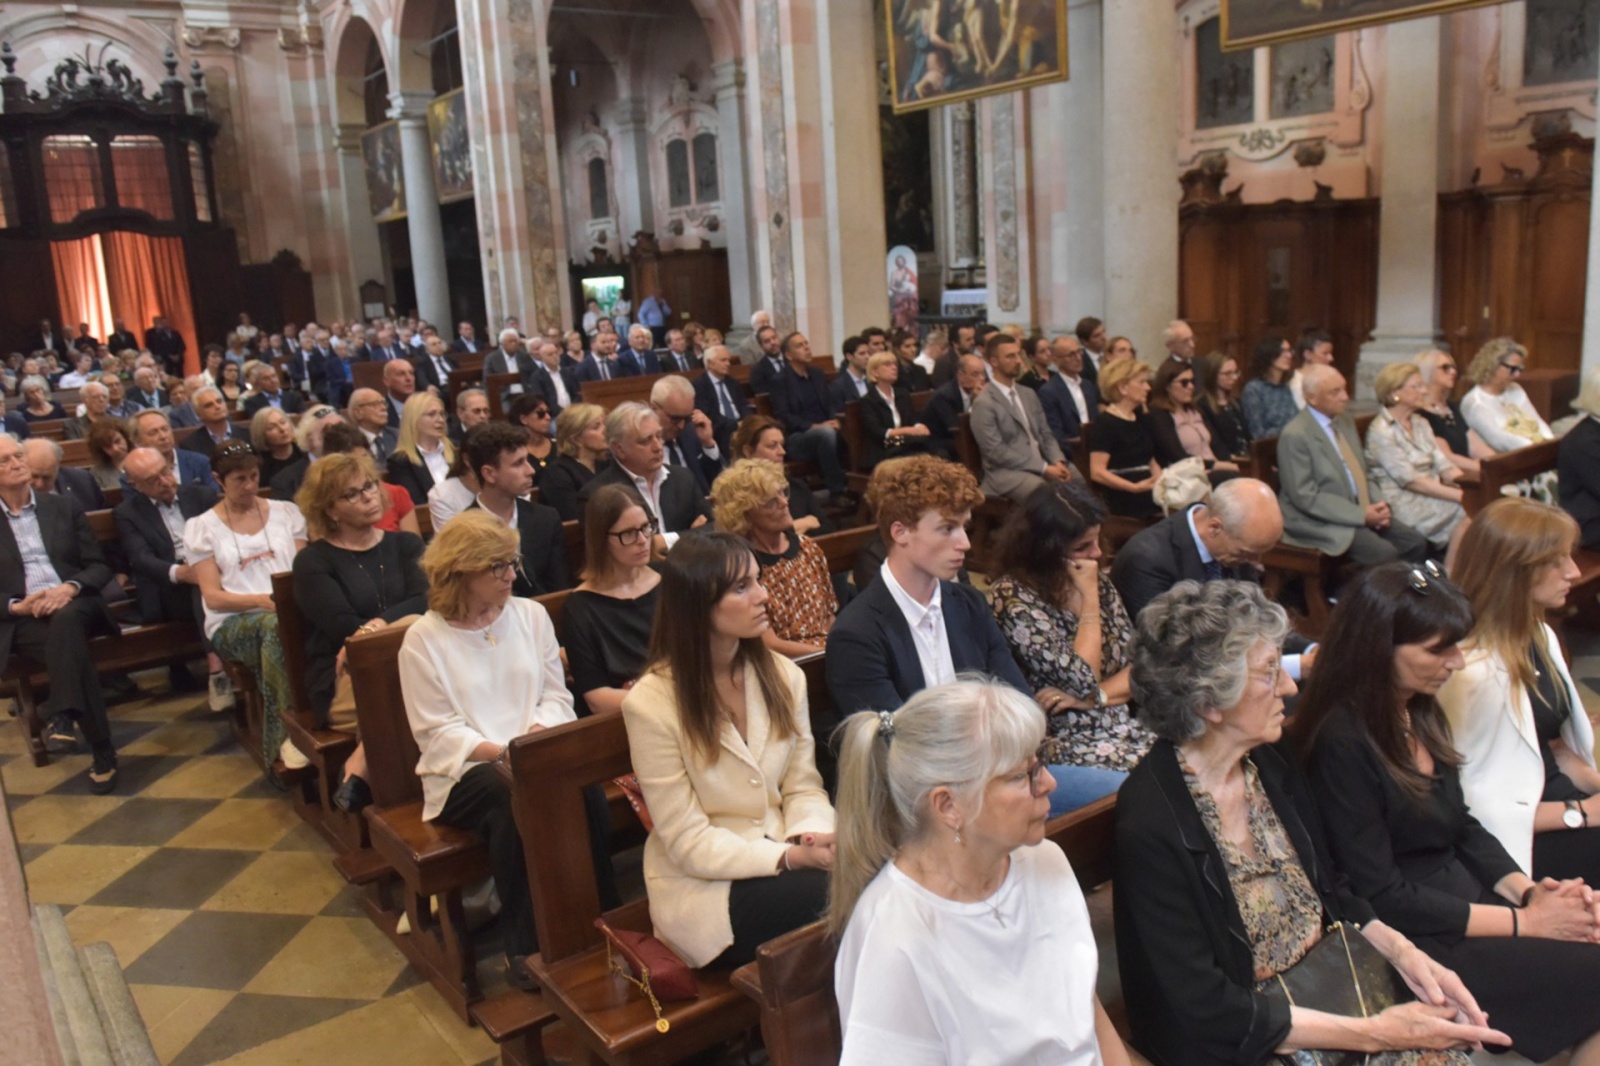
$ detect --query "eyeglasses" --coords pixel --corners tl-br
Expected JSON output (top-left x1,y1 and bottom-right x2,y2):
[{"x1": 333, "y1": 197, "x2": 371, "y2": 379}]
[
  {"x1": 1007, "y1": 757, "x2": 1054, "y2": 795},
  {"x1": 531, "y1": 407, "x2": 551, "y2": 418},
  {"x1": 1175, "y1": 377, "x2": 1195, "y2": 387},
  {"x1": 1248, "y1": 657, "x2": 1285, "y2": 689},
  {"x1": 339, "y1": 480, "x2": 381, "y2": 504},
  {"x1": 1407, "y1": 559, "x2": 1447, "y2": 595},
  {"x1": 488, "y1": 556, "x2": 524, "y2": 580},
  {"x1": 609, "y1": 521, "x2": 659, "y2": 546},
  {"x1": 1499, "y1": 361, "x2": 1525, "y2": 376},
  {"x1": 657, "y1": 410, "x2": 690, "y2": 428}
]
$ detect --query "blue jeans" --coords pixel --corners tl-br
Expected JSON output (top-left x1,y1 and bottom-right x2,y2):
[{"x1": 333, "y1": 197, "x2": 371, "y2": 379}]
[{"x1": 1047, "y1": 764, "x2": 1126, "y2": 818}]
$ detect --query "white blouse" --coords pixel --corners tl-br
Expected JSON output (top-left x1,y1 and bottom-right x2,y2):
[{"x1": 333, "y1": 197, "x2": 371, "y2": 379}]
[
  {"x1": 1459, "y1": 384, "x2": 1553, "y2": 454},
  {"x1": 183, "y1": 500, "x2": 306, "y2": 639},
  {"x1": 428, "y1": 476, "x2": 476, "y2": 532},
  {"x1": 836, "y1": 841, "x2": 1103, "y2": 1066},
  {"x1": 398, "y1": 600, "x2": 574, "y2": 820},
  {"x1": 418, "y1": 440, "x2": 451, "y2": 485}
]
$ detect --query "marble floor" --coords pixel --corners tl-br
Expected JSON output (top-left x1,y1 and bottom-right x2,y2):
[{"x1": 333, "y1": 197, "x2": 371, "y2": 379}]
[{"x1": 9, "y1": 628, "x2": 1600, "y2": 1064}]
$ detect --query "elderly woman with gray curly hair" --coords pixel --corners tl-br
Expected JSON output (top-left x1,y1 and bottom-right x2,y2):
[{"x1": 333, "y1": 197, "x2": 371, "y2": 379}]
[{"x1": 1113, "y1": 579, "x2": 1504, "y2": 1066}]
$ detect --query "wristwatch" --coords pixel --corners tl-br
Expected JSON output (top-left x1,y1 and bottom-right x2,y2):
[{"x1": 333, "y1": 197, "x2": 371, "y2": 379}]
[
  {"x1": 1093, "y1": 687, "x2": 1107, "y2": 710},
  {"x1": 1563, "y1": 799, "x2": 1587, "y2": 830}
]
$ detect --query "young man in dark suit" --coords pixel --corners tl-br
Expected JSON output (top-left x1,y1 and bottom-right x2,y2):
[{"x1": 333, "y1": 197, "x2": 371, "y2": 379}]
[
  {"x1": 746, "y1": 326, "x2": 787, "y2": 395},
  {"x1": 459, "y1": 423, "x2": 571, "y2": 598},
  {"x1": 0, "y1": 434, "x2": 119, "y2": 792}
]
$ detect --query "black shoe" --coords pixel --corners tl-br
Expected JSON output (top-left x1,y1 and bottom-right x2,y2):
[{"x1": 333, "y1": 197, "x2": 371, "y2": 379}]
[
  {"x1": 168, "y1": 664, "x2": 203, "y2": 693},
  {"x1": 505, "y1": 955, "x2": 539, "y2": 993},
  {"x1": 101, "y1": 673, "x2": 142, "y2": 703},
  {"x1": 88, "y1": 752, "x2": 117, "y2": 795},
  {"x1": 332, "y1": 774, "x2": 372, "y2": 814},
  {"x1": 43, "y1": 715, "x2": 83, "y2": 755}
]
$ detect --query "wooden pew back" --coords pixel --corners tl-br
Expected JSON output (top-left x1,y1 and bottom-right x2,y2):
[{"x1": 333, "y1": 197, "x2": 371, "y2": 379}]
[
  {"x1": 271, "y1": 571, "x2": 314, "y2": 715},
  {"x1": 485, "y1": 372, "x2": 521, "y2": 420},
  {"x1": 1461, "y1": 437, "x2": 1560, "y2": 515},
  {"x1": 345, "y1": 620, "x2": 424, "y2": 809}
]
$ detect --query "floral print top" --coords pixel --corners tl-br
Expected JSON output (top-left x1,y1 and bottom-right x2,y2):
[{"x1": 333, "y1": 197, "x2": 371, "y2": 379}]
[{"x1": 988, "y1": 573, "x2": 1151, "y2": 772}]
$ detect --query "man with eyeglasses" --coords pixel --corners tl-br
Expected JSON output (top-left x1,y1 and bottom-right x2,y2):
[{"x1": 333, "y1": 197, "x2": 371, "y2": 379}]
[
  {"x1": 577, "y1": 402, "x2": 711, "y2": 552},
  {"x1": 115, "y1": 447, "x2": 220, "y2": 696},
  {"x1": 531, "y1": 340, "x2": 578, "y2": 414},
  {"x1": 458, "y1": 422, "x2": 570, "y2": 598},
  {"x1": 347, "y1": 388, "x2": 398, "y2": 463},
  {"x1": 1040, "y1": 336, "x2": 1097, "y2": 454},
  {"x1": 0, "y1": 433, "x2": 120, "y2": 792},
  {"x1": 649, "y1": 375, "x2": 723, "y2": 494}
]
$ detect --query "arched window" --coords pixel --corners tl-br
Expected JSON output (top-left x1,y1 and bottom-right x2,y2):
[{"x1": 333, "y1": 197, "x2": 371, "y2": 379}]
[
  {"x1": 692, "y1": 132, "x2": 718, "y2": 203},
  {"x1": 666, "y1": 138, "x2": 691, "y2": 208},
  {"x1": 42, "y1": 134, "x2": 104, "y2": 223},
  {"x1": 587, "y1": 157, "x2": 609, "y2": 220},
  {"x1": 0, "y1": 143, "x2": 15, "y2": 228}
]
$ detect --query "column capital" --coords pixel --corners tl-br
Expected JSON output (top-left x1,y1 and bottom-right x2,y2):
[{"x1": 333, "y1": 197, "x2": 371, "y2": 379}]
[
  {"x1": 334, "y1": 122, "x2": 365, "y2": 153},
  {"x1": 612, "y1": 98, "x2": 650, "y2": 130},
  {"x1": 710, "y1": 60, "x2": 745, "y2": 97},
  {"x1": 386, "y1": 90, "x2": 435, "y2": 123}
]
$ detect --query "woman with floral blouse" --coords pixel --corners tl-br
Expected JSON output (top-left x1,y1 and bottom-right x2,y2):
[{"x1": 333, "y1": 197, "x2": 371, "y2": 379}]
[{"x1": 988, "y1": 480, "x2": 1151, "y2": 814}]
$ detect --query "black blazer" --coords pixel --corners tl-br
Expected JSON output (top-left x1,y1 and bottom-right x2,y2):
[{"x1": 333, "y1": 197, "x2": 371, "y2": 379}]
[
  {"x1": 659, "y1": 349, "x2": 703, "y2": 374},
  {"x1": 824, "y1": 573, "x2": 1028, "y2": 717},
  {"x1": 1114, "y1": 740, "x2": 1374, "y2": 1066},
  {"x1": 465, "y1": 498, "x2": 571, "y2": 598},
  {"x1": 748, "y1": 354, "x2": 787, "y2": 395},
  {"x1": 859, "y1": 386, "x2": 927, "y2": 469},
  {"x1": 106, "y1": 330, "x2": 139, "y2": 352},
  {"x1": 126, "y1": 388, "x2": 170, "y2": 412},
  {"x1": 450, "y1": 335, "x2": 482, "y2": 355},
  {"x1": 576, "y1": 460, "x2": 712, "y2": 534},
  {"x1": 920, "y1": 379, "x2": 970, "y2": 457},
  {"x1": 693, "y1": 373, "x2": 752, "y2": 453},
  {"x1": 384, "y1": 450, "x2": 438, "y2": 506},
  {"x1": 540, "y1": 455, "x2": 598, "y2": 522},
  {"x1": 269, "y1": 455, "x2": 312, "y2": 504},
  {"x1": 0, "y1": 493, "x2": 113, "y2": 671},
  {"x1": 114, "y1": 484, "x2": 218, "y2": 623},
  {"x1": 54, "y1": 466, "x2": 106, "y2": 516},
  {"x1": 662, "y1": 431, "x2": 724, "y2": 495},
  {"x1": 829, "y1": 369, "x2": 871, "y2": 415},
  {"x1": 240, "y1": 391, "x2": 306, "y2": 418},
  {"x1": 1559, "y1": 416, "x2": 1600, "y2": 549},
  {"x1": 412, "y1": 351, "x2": 459, "y2": 398},
  {"x1": 768, "y1": 366, "x2": 835, "y2": 435}
]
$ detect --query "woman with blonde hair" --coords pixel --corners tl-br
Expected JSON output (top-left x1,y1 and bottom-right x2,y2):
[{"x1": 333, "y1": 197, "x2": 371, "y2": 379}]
[
  {"x1": 1414, "y1": 350, "x2": 1485, "y2": 475},
  {"x1": 1559, "y1": 364, "x2": 1600, "y2": 548},
  {"x1": 539, "y1": 401, "x2": 608, "y2": 521},
  {"x1": 249, "y1": 406, "x2": 303, "y2": 487},
  {"x1": 385, "y1": 391, "x2": 455, "y2": 504},
  {"x1": 859, "y1": 351, "x2": 932, "y2": 468},
  {"x1": 831, "y1": 680, "x2": 1131, "y2": 1065},
  {"x1": 1366, "y1": 361, "x2": 1470, "y2": 566},
  {"x1": 399, "y1": 510, "x2": 599, "y2": 989},
  {"x1": 711, "y1": 458, "x2": 838, "y2": 657},
  {"x1": 1459, "y1": 338, "x2": 1552, "y2": 453},
  {"x1": 730, "y1": 415, "x2": 831, "y2": 535},
  {"x1": 1090, "y1": 358, "x2": 1161, "y2": 518},
  {"x1": 1440, "y1": 497, "x2": 1600, "y2": 885}
]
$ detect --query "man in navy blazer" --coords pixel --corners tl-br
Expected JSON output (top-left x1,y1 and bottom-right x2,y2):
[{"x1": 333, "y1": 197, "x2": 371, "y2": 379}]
[
  {"x1": 115, "y1": 447, "x2": 216, "y2": 630},
  {"x1": 768, "y1": 332, "x2": 849, "y2": 497},
  {"x1": 129, "y1": 409, "x2": 216, "y2": 489},
  {"x1": 650, "y1": 375, "x2": 725, "y2": 494},
  {"x1": 1038, "y1": 336, "x2": 1099, "y2": 456},
  {"x1": 619, "y1": 326, "x2": 663, "y2": 377},
  {"x1": 692, "y1": 346, "x2": 751, "y2": 455},
  {"x1": 746, "y1": 327, "x2": 787, "y2": 395},
  {"x1": 576, "y1": 331, "x2": 629, "y2": 382},
  {"x1": 826, "y1": 455, "x2": 1028, "y2": 720}
]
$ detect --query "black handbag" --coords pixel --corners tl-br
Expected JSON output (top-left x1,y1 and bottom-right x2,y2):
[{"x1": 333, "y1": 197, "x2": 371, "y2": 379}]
[{"x1": 1265, "y1": 922, "x2": 1410, "y2": 1066}]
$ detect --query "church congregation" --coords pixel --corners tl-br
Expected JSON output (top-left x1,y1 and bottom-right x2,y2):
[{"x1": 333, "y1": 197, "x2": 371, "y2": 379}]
[{"x1": 9, "y1": 0, "x2": 1600, "y2": 1063}]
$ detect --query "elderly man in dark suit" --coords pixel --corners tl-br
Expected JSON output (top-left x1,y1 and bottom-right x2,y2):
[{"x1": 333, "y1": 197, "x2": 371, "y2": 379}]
[
  {"x1": 0, "y1": 433, "x2": 119, "y2": 791},
  {"x1": 650, "y1": 374, "x2": 724, "y2": 494},
  {"x1": 413, "y1": 335, "x2": 459, "y2": 401},
  {"x1": 1038, "y1": 335, "x2": 1099, "y2": 456},
  {"x1": 658, "y1": 329, "x2": 702, "y2": 374},
  {"x1": 692, "y1": 346, "x2": 750, "y2": 455},
  {"x1": 239, "y1": 365, "x2": 305, "y2": 417},
  {"x1": 129, "y1": 409, "x2": 215, "y2": 490},
  {"x1": 22, "y1": 437, "x2": 104, "y2": 513},
  {"x1": 576, "y1": 402, "x2": 711, "y2": 551},
  {"x1": 921, "y1": 354, "x2": 988, "y2": 460},
  {"x1": 177, "y1": 387, "x2": 249, "y2": 461},
  {"x1": 620, "y1": 326, "x2": 663, "y2": 377}
]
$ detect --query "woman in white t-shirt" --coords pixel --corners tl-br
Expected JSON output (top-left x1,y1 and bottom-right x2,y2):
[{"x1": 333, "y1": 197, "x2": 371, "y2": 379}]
[
  {"x1": 184, "y1": 440, "x2": 308, "y2": 775},
  {"x1": 1459, "y1": 337, "x2": 1553, "y2": 454},
  {"x1": 830, "y1": 679, "x2": 1131, "y2": 1066}
]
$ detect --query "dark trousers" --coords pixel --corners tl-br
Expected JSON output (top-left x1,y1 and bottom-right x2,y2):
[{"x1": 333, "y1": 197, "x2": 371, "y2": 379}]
[
  {"x1": 1344, "y1": 520, "x2": 1430, "y2": 567},
  {"x1": 435, "y1": 763, "x2": 619, "y2": 957},
  {"x1": 146, "y1": 582, "x2": 212, "y2": 652},
  {"x1": 11, "y1": 600, "x2": 116, "y2": 756},
  {"x1": 708, "y1": 867, "x2": 830, "y2": 969}
]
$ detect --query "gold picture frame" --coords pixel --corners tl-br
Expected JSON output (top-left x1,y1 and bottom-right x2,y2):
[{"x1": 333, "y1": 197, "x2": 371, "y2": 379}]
[
  {"x1": 884, "y1": 0, "x2": 1069, "y2": 115},
  {"x1": 1221, "y1": 0, "x2": 1501, "y2": 51},
  {"x1": 426, "y1": 88, "x2": 473, "y2": 204}
]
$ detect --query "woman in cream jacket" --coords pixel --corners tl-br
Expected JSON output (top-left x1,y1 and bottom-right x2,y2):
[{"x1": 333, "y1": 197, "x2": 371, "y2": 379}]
[
  {"x1": 622, "y1": 532, "x2": 835, "y2": 969},
  {"x1": 1441, "y1": 497, "x2": 1600, "y2": 882}
]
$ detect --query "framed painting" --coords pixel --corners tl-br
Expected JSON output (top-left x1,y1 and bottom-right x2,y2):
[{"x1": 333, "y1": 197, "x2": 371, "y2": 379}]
[
  {"x1": 884, "y1": 0, "x2": 1068, "y2": 114},
  {"x1": 427, "y1": 88, "x2": 473, "y2": 204},
  {"x1": 1221, "y1": 0, "x2": 1501, "y2": 50},
  {"x1": 361, "y1": 121, "x2": 405, "y2": 222}
]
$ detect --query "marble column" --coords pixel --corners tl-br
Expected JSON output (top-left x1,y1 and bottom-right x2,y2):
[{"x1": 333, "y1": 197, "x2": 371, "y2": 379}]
[
  {"x1": 981, "y1": 92, "x2": 1034, "y2": 326},
  {"x1": 335, "y1": 122, "x2": 386, "y2": 313},
  {"x1": 1356, "y1": 17, "x2": 1443, "y2": 397},
  {"x1": 947, "y1": 102, "x2": 981, "y2": 267},
  {"x1": 712, "y1": 61, "x2": 757, "y2": 336},
  {"x1": 612, "y1": 98, "x2": 655, "y2": 242},
  {"x1": 1101, "y1": 0, "x2": 1180, "y2": 359},
  {"x1": 388, "y1": 91, "x2": 451, "y2": 328},
  {"x1": 1039, "y1": 0, "x2": 1105, "y2": 333}
]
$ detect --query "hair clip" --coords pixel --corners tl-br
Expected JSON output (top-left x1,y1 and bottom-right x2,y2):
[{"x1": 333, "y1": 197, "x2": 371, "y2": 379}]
[
  {"x1": 1406, "y1": 559, "x2": 1446, "y2": 596},
  {"x1": 876, "y1": 710, "x2": 895, "y2": 742}
]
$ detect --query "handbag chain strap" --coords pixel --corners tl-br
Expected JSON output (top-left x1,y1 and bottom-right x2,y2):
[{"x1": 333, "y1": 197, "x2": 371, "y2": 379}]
[
  {"x1": 603, "y1": 937, "x2": 671, "y2": 1034},
  {"x1": 1273, "y1": 923, "x2": 1374, "y2": 1066}
]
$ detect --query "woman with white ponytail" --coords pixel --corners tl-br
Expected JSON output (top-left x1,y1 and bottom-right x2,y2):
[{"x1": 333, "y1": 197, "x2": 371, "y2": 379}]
[{"x1": 829, "y1": 678, "x2": 1131, "y2": 1066}]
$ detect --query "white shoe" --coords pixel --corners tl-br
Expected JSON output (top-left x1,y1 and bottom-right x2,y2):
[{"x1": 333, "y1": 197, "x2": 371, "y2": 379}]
[
  {"x1": 279, "y1": 737, "x2": 310, "y2": 770},
  {"x1": 208, "y1": 671, "x2": 234, "y2": 712}
]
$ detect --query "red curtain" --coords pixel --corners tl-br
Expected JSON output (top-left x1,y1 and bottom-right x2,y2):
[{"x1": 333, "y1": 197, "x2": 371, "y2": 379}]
[
  {"x1": 52, "y1": 232, "x2": 199, "y2": 374},
  {"x1": 41, "y1": 135, "x2": 104, "y2": 224},
  {"x1": 109, "y1": 137, "x2": 174, "y2": 220},
  {"x1": 49, "y1": 235, "x2": 114, "y2": 343}
]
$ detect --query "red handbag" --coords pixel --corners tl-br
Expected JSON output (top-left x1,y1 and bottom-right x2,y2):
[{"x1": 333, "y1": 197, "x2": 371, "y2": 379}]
[{"x1": 594, "y1": 918, "x2": 697, "y2": 1033}]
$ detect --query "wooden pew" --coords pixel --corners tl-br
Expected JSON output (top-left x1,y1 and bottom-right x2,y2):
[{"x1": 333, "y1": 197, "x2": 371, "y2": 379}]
[
  {"x1": 345, "y1": 620, "x2": 492, "y2": 1022},
  {"x1": 509, "y1": 713, "x2": 761, "y2": 1064},
  {"x1": 351, "y1": 362, "x2": 385, "y2": 392},
  {"x1": 271, "y1": 571, "x2": 370, "y2": 862},
  {"x1": 811, "y1": 524, "x2": 877, "y2": 577},
  {"x1": 485, "y1": 372, "x2": 522, "y2": 421},
  {"x1": 447, "y1": 367, "x2": 483, "y2": 404},
  {"x1": 563, "y1": 519, "x2": 585, "y2": 578},
  {"x1": 60, "y1": 439, "x2": 91, "y2": 467},
  {"x1": 578, "y1": 372, "x2": 679, "y2": 411},
  {"x1": 952, "y1": 413, "x2": 1013, "y2": 577},
  {"x1": 1460, "y1": 437, "x2": 1560, "y2": 516},
  {"x1": 3, "y1": 509, "x2": 207, "y2": 767}
]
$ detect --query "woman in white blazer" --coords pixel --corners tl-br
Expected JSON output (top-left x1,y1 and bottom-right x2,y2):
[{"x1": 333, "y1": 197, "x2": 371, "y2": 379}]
[
  {"x1": 1441, "y1": 497, "x2": 1600, "y2": 883},
  {"x1": 622, "y1": 532, "x2": 835, "y2": 969}
]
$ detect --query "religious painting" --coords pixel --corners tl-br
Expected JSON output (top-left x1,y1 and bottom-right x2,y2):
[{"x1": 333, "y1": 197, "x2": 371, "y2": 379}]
[
  {"x1": 884, "y1": 0, "x2": 1069, "y2": 114},
  {"x1": 426, "y1": 88, "x2": 473, "y2": 204},
  {"x1": 887, "y1": 246, "x2": 921, "y2": 329},
  {"x1": 361, "y1": 121, "x2": 405, "y2": 222},
  {"x1": 1525, "y1": 0, "x2": 1600, "y2": 87},
  {"x1": 1270, "y1": 36, "x2": 1336, "y2": 118},
  {"x1": 1195, "y1": 17, "x2": 1254, "y2": 129},
  {"x1": 1221, "y1": 0, "x2": 1500, "y2": 50}
]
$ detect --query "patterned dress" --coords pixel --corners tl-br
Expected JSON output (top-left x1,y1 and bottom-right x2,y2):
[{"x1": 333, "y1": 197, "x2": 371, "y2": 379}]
[
  {"x1": 1188, "y1": 758, "x2": 1470, "y2": 1066},
  {"x1": 988, "y1": 573, "x2": 1152, "y2": 772},
  {"x1": 1364, "y1": 410, "x2": 1468, "y2": 547},
  {"x1": 752, "y1": 534, "x2": 838, "y2": 648}
]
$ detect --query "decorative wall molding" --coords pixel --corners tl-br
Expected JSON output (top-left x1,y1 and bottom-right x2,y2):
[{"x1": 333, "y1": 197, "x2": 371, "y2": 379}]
[
  {"x1": 989, "y1": 98, "x2": 1019, "y2": 313},
  {"x1": 755, "y1": 0, "x2": 794, "y2": 332},
  {"x1": 180, "y1": 25, "x2": 241, "y2": 52},
  {"x1": 1482, "y1": 4, "x2": 1598, "y2": 146}
]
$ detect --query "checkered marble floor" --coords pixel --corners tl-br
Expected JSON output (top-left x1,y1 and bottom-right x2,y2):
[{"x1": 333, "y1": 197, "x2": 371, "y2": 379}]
[{"x1": 3, "y1": 678, "x2": 502, "y2": 1065}]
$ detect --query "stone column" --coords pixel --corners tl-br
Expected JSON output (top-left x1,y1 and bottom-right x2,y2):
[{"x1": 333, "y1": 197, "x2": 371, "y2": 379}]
[
  {"x1": 947, "y1": 102, "x2": 980, "y2": 267},
  {"x1": 981, "y1": 93, "x2": 1034, "y2": 326},
  {"x1": 1101, "y1": 0, "x2": 1180, "y2": 357},
  {"x1": 712, "y1": 61, "x2": 757, "y2": 336},
  {"x1": 388, "y1": 91, "x2": 451, "y2": 327},
  {"x1": 612, "y1": 98, "x2": 655, "y2": 242},
  {"x1": 1039, "y1": 0, "x2": 1106, "y2": 333},
  {"x1": 1356, "y1": 17, "x2": 1443, "y2": 397},
  {"x1": 334, "y1": 122, "x2": 386, "y2": 313}
]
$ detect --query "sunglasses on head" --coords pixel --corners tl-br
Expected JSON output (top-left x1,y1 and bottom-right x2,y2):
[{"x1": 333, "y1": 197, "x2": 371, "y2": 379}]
[{"x1": 1406, "y1": 559, "x2": 1447, "y2": 596}]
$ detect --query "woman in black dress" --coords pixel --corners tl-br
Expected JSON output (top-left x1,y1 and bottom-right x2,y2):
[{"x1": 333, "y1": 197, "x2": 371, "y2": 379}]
[
  {"x1": 1293, "y1": 562, "x2": 1600, "y2": 1065},
  {"x1": 562, "y1": 484, "x2": 661, "y2": 717},
  {"x1": 1089, "y1": 358, "x2": 1160, "y2": 518},
  {"x1": 293, "y1": 452, "x2": 428, "y2": 812},
  {"x1": 1197, "y1": 351, "x2": 1251, "y2": 462},
  {"x1": 1415, "y1": 350, "x2": 1482, "y2": 478},
  {"x1": 1146, "y1": 358, "x2": 1240, "y2": 486},
  {"x1": 507, "y1": 393, "x2": 557, "y2": 486},
  {"x1": 540, "y1": 402, "x2": 607, "y2": 521},
  {"x1": 858, "y1": 353, "x2": 932, "y2": 469}
]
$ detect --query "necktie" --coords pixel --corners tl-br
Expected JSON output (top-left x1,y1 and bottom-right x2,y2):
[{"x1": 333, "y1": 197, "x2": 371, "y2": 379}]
[
  {"x1": 1008, "y1": 389, "x2": 1038, "y2": 451},
  {"x1": 601, "y1": 359, "x2": 612, "y2": 381},
  {"x1": 1331, "y1": 426, "x2": 1371, "y2": 507},
  {"x1": 1203, "y1": 559, "x2": 1225, "y2": 582},
  {"x1": 717, "y1": 381, "x2": 738, "y2": 422},
  {"x1": 667, "y1": 441, "x2": 685, "y2": 467}
]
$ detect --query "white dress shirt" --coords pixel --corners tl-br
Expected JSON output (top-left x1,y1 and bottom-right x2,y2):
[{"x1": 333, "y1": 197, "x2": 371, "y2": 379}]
[
  {"x1": 627, "y1": 465, "x2": 682, "y2": 548},
  {"x1": 879, "y1": 564, "x2": 955, "y2": 688},
  {"x1": 1062, "y1": 375, "x2": 1089, "y2": 423}
]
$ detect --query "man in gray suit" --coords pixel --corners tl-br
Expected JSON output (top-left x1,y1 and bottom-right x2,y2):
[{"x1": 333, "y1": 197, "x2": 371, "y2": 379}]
[
  {"x1": 968, "y1": 333, "x2": 1073, "y2": 503},
  {"x1": 1277, "y1": 365, "x2": 1428, "y2": 566}
]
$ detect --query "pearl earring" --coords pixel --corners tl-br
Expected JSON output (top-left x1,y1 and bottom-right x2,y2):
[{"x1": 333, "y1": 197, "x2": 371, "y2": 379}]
[{"x1": 953, "y1": 825, "x2": 963, "y2": 845}]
